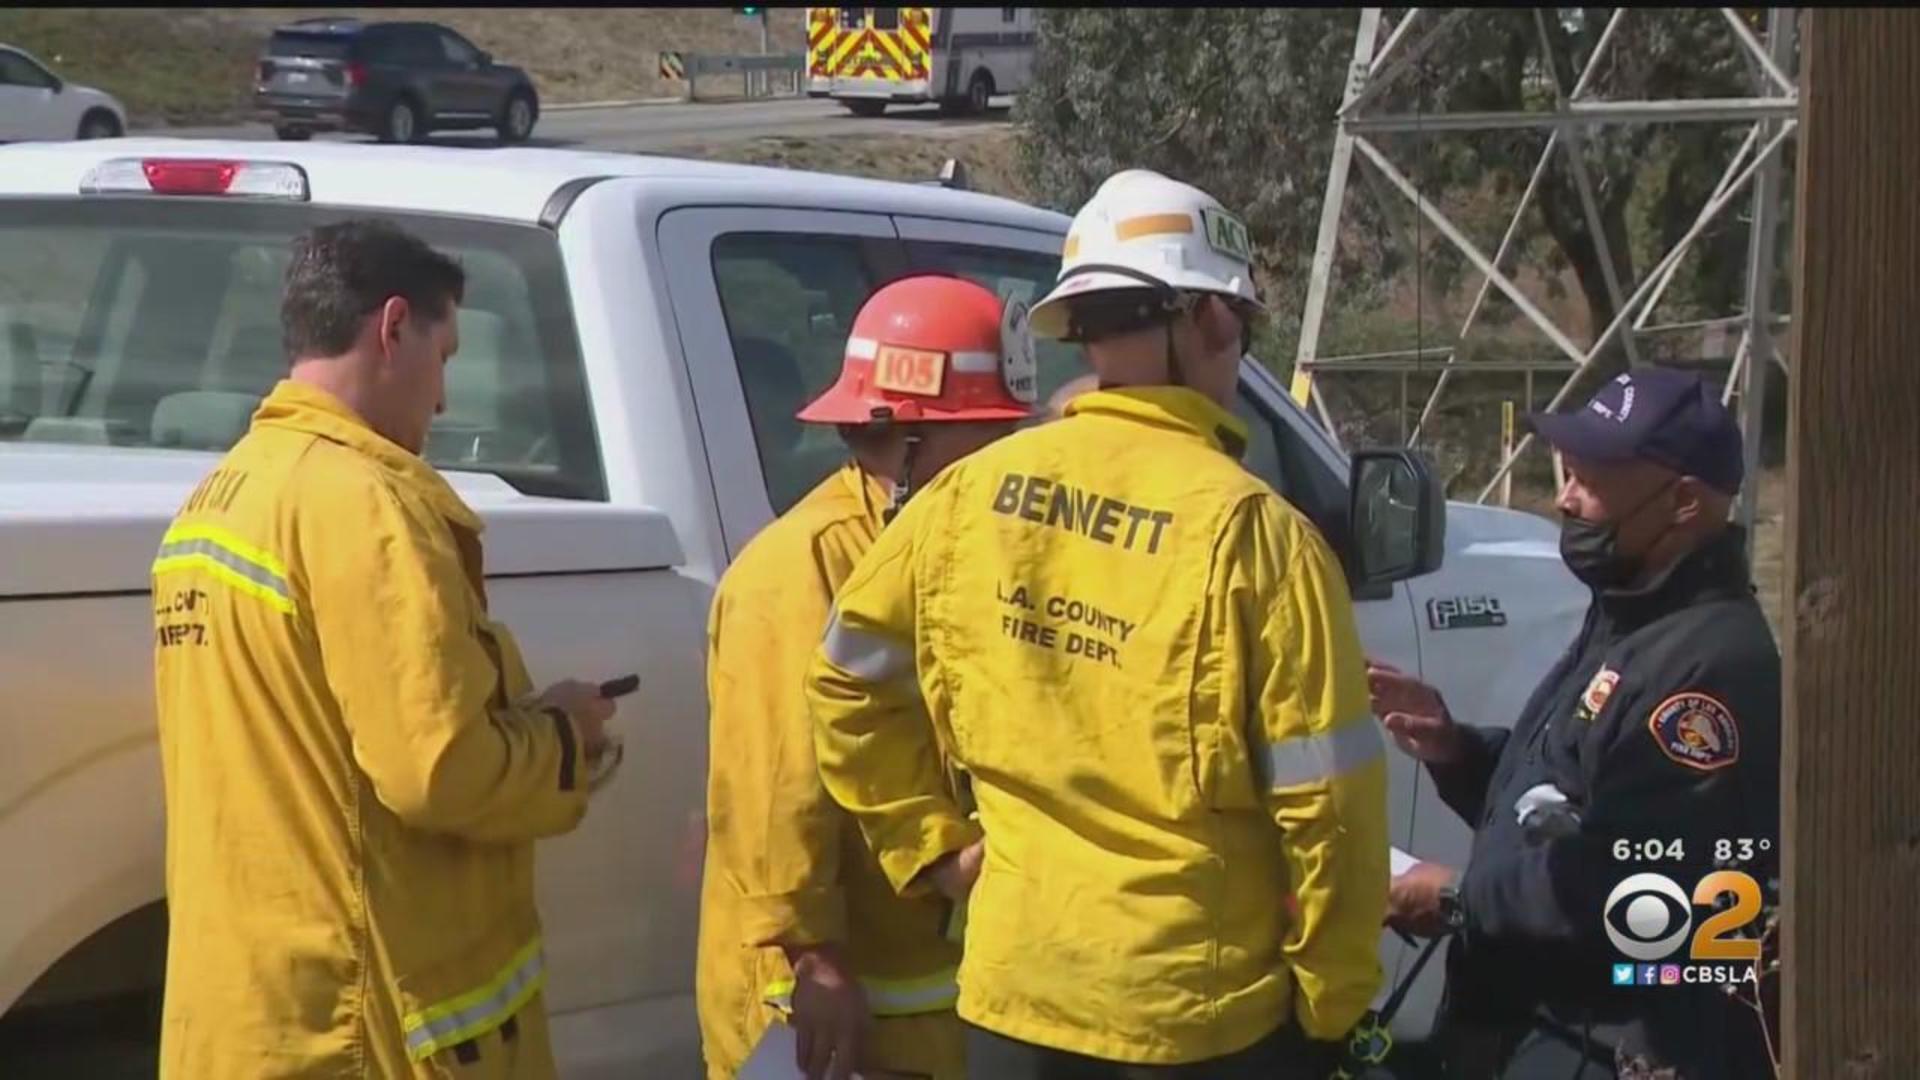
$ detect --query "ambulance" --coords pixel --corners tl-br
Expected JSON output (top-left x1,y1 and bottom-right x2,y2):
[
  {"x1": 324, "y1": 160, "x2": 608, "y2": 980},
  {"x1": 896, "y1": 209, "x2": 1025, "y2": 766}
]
[{"x1": 804, "y1": 7, "x2": 1037, "y2": 117}]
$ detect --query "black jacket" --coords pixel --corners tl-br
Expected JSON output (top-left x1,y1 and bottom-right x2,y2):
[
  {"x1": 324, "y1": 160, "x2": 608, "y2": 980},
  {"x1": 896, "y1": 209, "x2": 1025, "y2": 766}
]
[{"x1": 1429, "y1": 527, "x2": 1780, "y2": 1074}]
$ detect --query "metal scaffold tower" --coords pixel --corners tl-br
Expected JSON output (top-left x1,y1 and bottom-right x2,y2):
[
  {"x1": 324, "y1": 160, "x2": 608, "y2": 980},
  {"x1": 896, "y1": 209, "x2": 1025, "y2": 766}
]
[{"x1": 1290, "y1": 7, "x2": 1798, "y2": 535}]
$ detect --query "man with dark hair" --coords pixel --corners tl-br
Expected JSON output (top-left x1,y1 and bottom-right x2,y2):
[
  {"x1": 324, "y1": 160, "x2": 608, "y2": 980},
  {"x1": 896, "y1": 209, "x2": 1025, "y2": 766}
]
[{"x1": 152, "y1": 219, "x2": 622, "y2": 1079}]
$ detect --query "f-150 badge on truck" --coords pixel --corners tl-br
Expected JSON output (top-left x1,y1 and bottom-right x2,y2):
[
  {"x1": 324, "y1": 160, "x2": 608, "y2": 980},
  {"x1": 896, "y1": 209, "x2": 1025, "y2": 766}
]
[{"x1": 1427, "y1": 596, "x2": 1509, "y2": 631}]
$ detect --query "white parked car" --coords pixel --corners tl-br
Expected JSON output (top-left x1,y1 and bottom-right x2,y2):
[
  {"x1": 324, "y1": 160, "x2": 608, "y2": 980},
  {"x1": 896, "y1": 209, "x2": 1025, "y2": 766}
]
[
  {"x1": 0, "y1": 138, "x2": 1586, "y2": 1073},
  {"x1": 0, "y1": 45, "x2": 126, "y2": 144}
]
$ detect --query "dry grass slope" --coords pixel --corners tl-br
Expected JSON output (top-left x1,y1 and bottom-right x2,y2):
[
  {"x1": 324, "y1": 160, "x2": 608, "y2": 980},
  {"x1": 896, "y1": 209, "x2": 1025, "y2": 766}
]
[{"x1": 679, "y1": 128, "x2": 1028, "y2": 200}]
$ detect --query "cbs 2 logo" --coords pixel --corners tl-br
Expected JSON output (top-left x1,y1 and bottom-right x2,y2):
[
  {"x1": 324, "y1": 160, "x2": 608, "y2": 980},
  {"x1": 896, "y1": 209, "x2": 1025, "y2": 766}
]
[{"x1": 1603, "y1": 871, "x2": 1764, "y2": 962}]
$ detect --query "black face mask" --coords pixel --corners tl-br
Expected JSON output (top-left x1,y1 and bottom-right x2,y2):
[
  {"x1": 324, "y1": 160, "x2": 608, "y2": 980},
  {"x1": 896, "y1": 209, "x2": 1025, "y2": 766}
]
[{"x1": 1559, "y1": 478, "x2": 1678, "y2": 589}]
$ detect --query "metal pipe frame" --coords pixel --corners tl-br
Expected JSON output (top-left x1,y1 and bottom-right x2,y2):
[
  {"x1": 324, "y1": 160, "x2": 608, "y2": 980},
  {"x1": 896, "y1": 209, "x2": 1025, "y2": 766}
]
[
  {"x1": 1369, "y1": 9, "x2": 1425, "y2": 78},
  {"x1": 1291, "y1": 7, "x2": 1383, "y2": 433},
  {"x1": 1733, "y1": 6, "x2": 1795, "y2": 539},
  {"x1": 1354, "y1": 135, "x2": 1591, "y2": 366},
  {"x1": 1307, "y1": 345, "x2": 1457, "y2": 363},
  {"x1": 1722, "y1": 331, "x2": 1752, "y2": 407},
  {"x1": 1300, "y1": 7, "x2": 1798, "y2": 506},
  {"x1": 1640, "y1": 314, "x2": 1790, "y2": 336},
  {"x1": 1299, "y1": 358, "x2": 1578, "y2": 374},
  {"x1": 1475, "y1": 118, "x2": 1799, "y2": 500},
  {"x1": 1408, "y1": 129, "x2": 1560, "y2": 445},
  {"x1": 1569, "y1": 8, "x2": 1629, "y2": 99},
  {"x1": 1411, "y1": 6, "x2": 1635, "y2": 445},
  {"x1": 1339, "y1": 9, "x2": 1475, "y2": 119},
  {"x1": 1633, "y1": 123, "x2": 1763, "y2": 332},
  {"x1": 1720, "y1": 6, "x2": 1797, "y2": 97},
  {"x1": 1346, "y1": 98, "x2": 1797, "y2": 134},
  {"x1": 1534, "y1": 8, "x2": 1643, "y2": 368}
]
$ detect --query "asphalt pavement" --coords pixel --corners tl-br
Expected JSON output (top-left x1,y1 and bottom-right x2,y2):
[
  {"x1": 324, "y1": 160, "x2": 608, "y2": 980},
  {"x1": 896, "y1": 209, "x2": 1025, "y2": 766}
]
[{"x1": 148, "y1": 95, "x2": 1013, "y2": 154}]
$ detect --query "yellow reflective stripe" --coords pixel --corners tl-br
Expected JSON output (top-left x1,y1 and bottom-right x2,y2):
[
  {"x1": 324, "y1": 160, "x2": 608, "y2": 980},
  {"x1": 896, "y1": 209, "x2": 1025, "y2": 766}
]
[
  {"x1": 402, "y1": 938, "x2": 546, "y2": 1061},
  {"x1": 151, "y1": 523, "x2": 295, "y2": 614},
  {"x1": 1114, "y1": 212, "x2": 1195, "y2": 242},
  {"x1": 762, "y1": 967, "x2": 959, "y2": 1018},
  {"x1": 1261, "y1": 714, "x2": 1385, "y2": 790},
  {"x1": 160, "y1": 522, "x2": 289, "y2": 578}
]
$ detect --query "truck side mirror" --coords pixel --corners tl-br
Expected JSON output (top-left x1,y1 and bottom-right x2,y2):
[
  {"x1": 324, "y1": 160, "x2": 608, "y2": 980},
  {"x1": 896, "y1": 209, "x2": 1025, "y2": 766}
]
[{"x1": 1348, "y1": 449, "x2": 1445, "y2": 587}]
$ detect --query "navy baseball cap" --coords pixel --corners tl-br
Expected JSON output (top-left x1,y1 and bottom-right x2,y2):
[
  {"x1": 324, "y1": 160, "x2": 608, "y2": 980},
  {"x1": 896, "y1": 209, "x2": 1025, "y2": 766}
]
[{"x1": 1526, "y1": 367, "x2": 1745, "y2": 495}]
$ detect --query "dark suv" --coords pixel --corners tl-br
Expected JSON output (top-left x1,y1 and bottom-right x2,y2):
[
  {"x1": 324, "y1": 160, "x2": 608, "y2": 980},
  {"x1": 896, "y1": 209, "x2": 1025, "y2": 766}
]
[{"x1": 254, "y1": 18, "x2": 540, "y2": 144}]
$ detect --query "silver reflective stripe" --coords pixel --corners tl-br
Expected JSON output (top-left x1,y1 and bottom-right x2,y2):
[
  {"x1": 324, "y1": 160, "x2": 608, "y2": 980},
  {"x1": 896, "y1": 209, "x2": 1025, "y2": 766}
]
[
  {"x1": 1263, "y1": 716, "x2": 1385, "y2": 789},
  {"x1": 822, "y1": 611, "x2": 912, "y2": 683},
  {"x1": 154, "y1": 537, "x2": 292, "y2": 604},
  {"x1": 402, "y1": 947, "x2": 545, "y2": 1059},
  {"x1": 949, "y1": 350, "x2": 1000, "y2": 373}
]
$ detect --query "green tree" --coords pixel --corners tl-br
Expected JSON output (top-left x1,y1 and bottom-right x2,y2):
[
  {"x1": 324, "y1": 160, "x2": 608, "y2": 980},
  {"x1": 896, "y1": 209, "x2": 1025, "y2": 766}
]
[{"x1": 1015, "y1": 7, "x2": 1771, "y2": 389}]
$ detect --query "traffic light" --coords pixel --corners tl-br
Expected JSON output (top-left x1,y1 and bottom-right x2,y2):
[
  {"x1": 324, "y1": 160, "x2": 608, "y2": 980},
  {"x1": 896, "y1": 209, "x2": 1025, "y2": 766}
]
[{"x1": 736, "y1": 6, "x2": 762, "y2": 14}]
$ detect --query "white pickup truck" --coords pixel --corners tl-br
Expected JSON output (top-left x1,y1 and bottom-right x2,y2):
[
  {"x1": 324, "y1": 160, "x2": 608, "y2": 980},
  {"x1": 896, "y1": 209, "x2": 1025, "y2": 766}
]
[{"x1": 0, "y1": 138, "x2": 1587, "y2": 1074}]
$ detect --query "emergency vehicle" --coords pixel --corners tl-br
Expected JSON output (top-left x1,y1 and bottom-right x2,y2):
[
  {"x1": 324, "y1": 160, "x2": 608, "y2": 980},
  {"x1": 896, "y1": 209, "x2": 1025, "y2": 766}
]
[
  {"x1": 0, "y1": 138, "x2": 1585, "y2": 1073},
  {"x1": 804, "y1": 7, "x2": 1036, "y2": 116}
]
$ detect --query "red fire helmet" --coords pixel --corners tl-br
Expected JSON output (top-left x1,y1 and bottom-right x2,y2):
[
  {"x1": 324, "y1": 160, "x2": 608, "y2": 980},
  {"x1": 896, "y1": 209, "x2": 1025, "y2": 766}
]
[{"x1": 796, "y1": 274, "x2": 1039, "y2": 425}]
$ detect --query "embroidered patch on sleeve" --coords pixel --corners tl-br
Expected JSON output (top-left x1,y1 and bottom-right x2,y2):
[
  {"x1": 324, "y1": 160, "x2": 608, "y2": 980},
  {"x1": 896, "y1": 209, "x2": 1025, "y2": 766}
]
[
  {"x1": 1576, "y1": 667, "x2": 1621, "y2": 722},
  {"x1": 1648, "y1": 691, "x2": 1740, "y2": 771}
]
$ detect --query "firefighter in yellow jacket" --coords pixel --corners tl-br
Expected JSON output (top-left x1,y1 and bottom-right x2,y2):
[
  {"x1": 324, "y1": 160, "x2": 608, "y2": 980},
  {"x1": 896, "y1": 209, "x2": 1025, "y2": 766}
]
[
  {"x1": 806, "y1": 171, "x2": 1392, "y2": 1078},
  {"x1": 151, "y1": 221, "x2": 620, "y2": 1080},
  {"x1": 698, "y1": 274, "x2": 1035, "y2": 1080}
]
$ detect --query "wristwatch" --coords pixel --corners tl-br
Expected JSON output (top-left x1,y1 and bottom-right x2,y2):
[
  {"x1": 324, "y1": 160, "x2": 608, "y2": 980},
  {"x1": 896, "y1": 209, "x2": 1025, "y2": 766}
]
[{"x1": 1438, "y1": 884, "x2": 1467, "y2": 932}]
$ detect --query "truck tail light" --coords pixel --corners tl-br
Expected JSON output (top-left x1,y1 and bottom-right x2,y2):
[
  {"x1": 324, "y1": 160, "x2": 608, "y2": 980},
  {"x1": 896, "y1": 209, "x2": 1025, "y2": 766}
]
[
  {"x1": 257, "y1": 60, "x2": 275, "y2": 83},
  {"x1": 79, "y1": 158, "x2": 311, "y2": 201}
]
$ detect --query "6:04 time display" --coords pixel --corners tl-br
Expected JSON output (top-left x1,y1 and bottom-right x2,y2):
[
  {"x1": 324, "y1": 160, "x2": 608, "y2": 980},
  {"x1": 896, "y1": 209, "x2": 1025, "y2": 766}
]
[{"x1": 1612, "y1": 838, "x2": 1685, "y2": 861}]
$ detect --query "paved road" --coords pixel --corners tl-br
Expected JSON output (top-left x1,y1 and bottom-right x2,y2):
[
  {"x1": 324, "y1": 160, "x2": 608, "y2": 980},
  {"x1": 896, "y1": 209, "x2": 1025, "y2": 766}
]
[{"x1": 149, "y1": 96, "x2": 1013, "y2": 153}]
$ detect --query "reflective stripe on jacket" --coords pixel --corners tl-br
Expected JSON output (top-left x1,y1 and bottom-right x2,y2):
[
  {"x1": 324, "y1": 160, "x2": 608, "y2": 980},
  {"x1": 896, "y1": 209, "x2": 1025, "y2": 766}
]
[
  {"x1": 696, "y1": 462, "x2": 963, "y2": 1077},
  {"x1": 806, "y1": 387, "x2": 1391, "y2": 1065},
  {"x1": 153, "y1": 380, "x2": 586, "y2": 1079}
]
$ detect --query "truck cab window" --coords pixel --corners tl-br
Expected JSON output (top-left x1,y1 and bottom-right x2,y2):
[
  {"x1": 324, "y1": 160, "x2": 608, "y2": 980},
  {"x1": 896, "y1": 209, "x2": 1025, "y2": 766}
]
[
  {"x1": 711, "y1": 232, "x2": 882, "y2": 514},
  {"x1": 0, "y1": 203, "x2": 603, "y2": 500}
]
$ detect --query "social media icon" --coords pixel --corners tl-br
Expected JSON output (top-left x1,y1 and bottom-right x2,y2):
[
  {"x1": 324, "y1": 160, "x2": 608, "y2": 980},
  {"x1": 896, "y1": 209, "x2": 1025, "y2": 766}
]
[
  {"x1": 1612, "y1": 964, "x2": 1635, "y2": 986},
  {"x1": 1660, "y1": 965, "x2": 1682, "y2": 986},
  {"x1": 1638, "y1": 965, "x2": 1659, "y2": 986}
]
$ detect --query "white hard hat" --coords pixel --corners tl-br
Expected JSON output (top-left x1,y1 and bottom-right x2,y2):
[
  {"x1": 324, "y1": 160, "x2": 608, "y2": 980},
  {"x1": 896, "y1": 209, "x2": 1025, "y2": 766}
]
[{"x1": 1031, "y1": 169, "x2": 1264, "y2": 341}]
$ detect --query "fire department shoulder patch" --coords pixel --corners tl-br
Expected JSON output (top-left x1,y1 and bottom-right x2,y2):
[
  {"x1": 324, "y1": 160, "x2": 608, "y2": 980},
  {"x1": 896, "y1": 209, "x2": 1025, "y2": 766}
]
[{"x1": 1648, "y1": 692, "x2": 1740, "y2": 771}]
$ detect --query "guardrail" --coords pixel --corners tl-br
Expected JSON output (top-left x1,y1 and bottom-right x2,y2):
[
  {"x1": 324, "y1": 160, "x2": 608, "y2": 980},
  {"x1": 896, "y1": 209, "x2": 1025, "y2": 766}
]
[{"x1": 659, "y1": 51, "x2": 808, "y2": 101}]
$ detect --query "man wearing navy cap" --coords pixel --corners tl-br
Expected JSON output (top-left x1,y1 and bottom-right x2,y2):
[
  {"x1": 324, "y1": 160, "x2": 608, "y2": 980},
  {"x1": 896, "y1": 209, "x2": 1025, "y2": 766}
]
[{"x1": 1367, "y1": 367, "x2": 1780, "y2": 1078}]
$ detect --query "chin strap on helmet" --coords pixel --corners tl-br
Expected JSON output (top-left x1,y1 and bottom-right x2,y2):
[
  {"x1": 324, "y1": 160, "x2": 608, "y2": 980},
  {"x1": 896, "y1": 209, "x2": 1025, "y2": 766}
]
[{"x1": 1056, "y1": 262, "x2": 1200, "y2": 388}]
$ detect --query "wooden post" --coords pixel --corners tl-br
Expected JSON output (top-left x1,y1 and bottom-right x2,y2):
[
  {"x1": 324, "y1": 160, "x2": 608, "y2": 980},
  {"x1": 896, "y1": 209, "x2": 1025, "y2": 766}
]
[{"x1": 1783, "y1": 9, "x2": 1920, "y2": 1078}]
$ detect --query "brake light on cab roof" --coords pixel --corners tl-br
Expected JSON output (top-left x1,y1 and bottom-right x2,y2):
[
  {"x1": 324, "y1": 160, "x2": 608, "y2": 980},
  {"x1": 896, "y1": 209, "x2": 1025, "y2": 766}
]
[{"x1": 79, "y1": 158, "x2": 311, "y2": 201}]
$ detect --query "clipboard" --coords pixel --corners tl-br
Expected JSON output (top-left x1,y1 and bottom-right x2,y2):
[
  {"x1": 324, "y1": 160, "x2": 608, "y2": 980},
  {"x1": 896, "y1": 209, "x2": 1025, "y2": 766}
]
[{"x1": 1390, "y1": 845, "x2": 1421, "y2": 877}]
